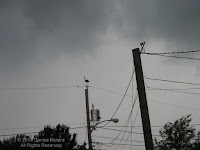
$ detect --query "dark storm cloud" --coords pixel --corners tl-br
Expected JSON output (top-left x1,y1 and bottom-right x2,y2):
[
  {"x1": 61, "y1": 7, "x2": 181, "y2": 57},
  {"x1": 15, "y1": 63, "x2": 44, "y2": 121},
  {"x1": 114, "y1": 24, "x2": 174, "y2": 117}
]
[
  {"x1": 0, "y1": 1, "x2": 37, "y2": 72},
  {"x1": 152, "y1": 0, "x2": 200, "y2": 50},
  {"x1": 1, "y1": 0, "x2": 200, "y2": 74},
  {"x1": 115, "y1": 0, "x2": 200, "y2": 51},
  {"x1": 0, "y1": 0, "x2": 114, "y2": 73},
  {"x1": 23, "y1": 0, "x2": 114, "y2": 54}
]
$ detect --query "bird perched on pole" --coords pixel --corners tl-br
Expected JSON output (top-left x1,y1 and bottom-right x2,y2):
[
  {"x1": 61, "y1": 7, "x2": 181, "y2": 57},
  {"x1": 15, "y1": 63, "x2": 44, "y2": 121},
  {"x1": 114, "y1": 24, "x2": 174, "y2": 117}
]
[
  {"x1": 84, "y1": 76, "x2": 89, "y2": 83},
  {"x1": 84, "y1": 76, "x2": 89, "y2": 87}
]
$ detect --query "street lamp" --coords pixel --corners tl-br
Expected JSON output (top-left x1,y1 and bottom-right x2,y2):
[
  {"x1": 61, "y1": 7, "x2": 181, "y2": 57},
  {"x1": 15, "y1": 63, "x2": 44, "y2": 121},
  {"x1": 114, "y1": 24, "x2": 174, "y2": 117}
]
[
  {"x1": 98, "y1": 118, "x2": 119, "y2": 124},
  {"x1": 91, "y1": 118, "x2": 119, "y2": 132},
  {"x1": 89, "y1": 118, "x2": 119, "y2": 149}
]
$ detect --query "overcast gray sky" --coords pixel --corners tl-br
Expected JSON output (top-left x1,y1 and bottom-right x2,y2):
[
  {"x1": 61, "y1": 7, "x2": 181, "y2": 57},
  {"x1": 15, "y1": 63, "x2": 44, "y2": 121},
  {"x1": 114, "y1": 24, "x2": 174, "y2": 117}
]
[{"x1": 1, "y1": 1, "x2": 200, "y2": 149}]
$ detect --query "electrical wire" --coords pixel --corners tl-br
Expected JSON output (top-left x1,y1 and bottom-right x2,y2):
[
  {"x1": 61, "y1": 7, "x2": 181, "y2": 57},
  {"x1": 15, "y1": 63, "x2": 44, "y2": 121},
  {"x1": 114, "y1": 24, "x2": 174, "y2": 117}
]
[
  {"x1": 92, "y1": 138, "x2": 103, "y2": 149},
  {"x1": 141, "y1": 50, "x2": 200, "y2": 60},
  {"x1": 145, "y1": 76, "x2": 200, "y2": 86},
  {"x1": 101, "y1": 144, "x2": 146, "y2": 150},
  {"x1": 4, "y1": 123, "x2": 199, "y2": 138},
  {"x1": 114, "y1": 95, "x2": 138, "y2": 150},
  {"x1": 142, "y1": 50, "x2": 200, "y2": 55},
  {"x1": 120, "y1": 107, "x2": 140, "y2": 150},
  {"x1": 89, "y1": 86, "x2": 131, "y2": 96},
  {"x1": 97, "y1": 125, "x2": 159, "y2": 128},
  {"x1": 0, "y1": 85, "x2": 84, "y2": 91},
  {"x1": 147, "y1": 87, "x2": 200, "y2": 96},
  {"x1": 0, "y1": 126, "x2": 43, "y2": 131},
  {"x1": 111, "y1": 70, "x2": 135, "y2": 118},
  {"x1": 144, "y1": 80, "x2": 200, "y2": 110},
  {"x1": 96, "y1": 125, "x2": 159, "y2": 132},
  {"x1": 99, "y1": 127, "x2": 143, "y2": 135},
  {"x1": 92, "y1": 135, "x2": 144, "y2": 143},
  {"x1": 103, "y1": 94, "x2": 138, "y2": 147},
  {"x1": 143, "y1": 53, "x2": 200, "y2": 60},
  {"x1": 90, "y1": 85, "x2": 200, "y2": 113},
  {"x1": 0, "y1": 132, "x2": 39, "y2": 137},
  {"x1": 93, "y1": 141, "x2": 145, "y2": 147},
  {"x1": 0, "y1": 126, "x2": 86, "y2": 137},
  {"x1": 147, "y1": 87, "x2": 200, "y2": 91},
  {"x1": 96, "y1": 70, "x2": 135, "y2": 128},
  {"x1": 100, "y1": 144, "x2": 144, "y2": 150},
  {"x1": 131, "y1": 75, "x2": 134, "y2": 150},
  {"x1": 99, "y1": 127, "x2": 159, "y2": 136},
  {"x1": 94, "y1": 93, "x2": 138, "y2": 148},
  {"x1": 149, "y1": 99, "x2": 200, "y2": 111},
  {"x1": 0, "y1": 123, "x2": 86, "y2": 131}
]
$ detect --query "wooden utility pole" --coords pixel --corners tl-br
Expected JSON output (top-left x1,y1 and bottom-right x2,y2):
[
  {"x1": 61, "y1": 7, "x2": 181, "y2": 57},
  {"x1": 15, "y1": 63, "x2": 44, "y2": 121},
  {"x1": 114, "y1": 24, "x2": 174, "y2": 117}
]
[
  {"x1": 132, "y1": 48, "x2": 154, "y2": 150},
  {"x1": 85, "y1": 86, "x2": 93, "y2": 150}
]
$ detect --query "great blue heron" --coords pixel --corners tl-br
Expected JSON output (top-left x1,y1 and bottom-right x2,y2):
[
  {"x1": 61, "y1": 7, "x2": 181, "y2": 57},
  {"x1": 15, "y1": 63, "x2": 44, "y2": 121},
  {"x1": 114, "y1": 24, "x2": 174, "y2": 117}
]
[{"x1": 84, "y1": 76, "x2": 89, "y2": 83}]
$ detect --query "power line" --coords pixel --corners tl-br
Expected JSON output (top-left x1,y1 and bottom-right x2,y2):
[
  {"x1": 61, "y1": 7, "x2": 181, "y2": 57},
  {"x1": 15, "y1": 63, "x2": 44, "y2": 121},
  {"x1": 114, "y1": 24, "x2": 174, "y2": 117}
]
[
  {"x1": 0, "y1": 126, "x2": 86, "y2": 137},
  {"x1": 97, "y1": 125, "x2": 159, "y2": 128},
  {"x1": 102, "y1": 94, "x2": 138, "y2": 147},
  {"x1": 98, "y1": 70, "x2": 135, "y2": 128},
  {"x1": 96, "y1": 126, "x2": 158, "y2": 132},
  {"x1": 89, "y1": 86, "x2": 127, "y2": 96},
  {"x1": 143, "y1": 53, "x2": 200, "y2": 60},
  {"x1": 99, "y1": 127, "x2": 160, "y2": 137},
  {"x1": 70, "y1": 126, "x2": 86, "y2": 129},
  {"x1": 99, "y1": 127, "x2": 142, "y2": 135},
  {"x1": 0, "y1": 132, "x2": 39, "y2": 137},
  {"x1": 113, "y1": 95, "x2": 138, "y2": 150},
  {"x1": 194, "y1": 124, "x2": 200, "y2": 126},
  {"x1": 92, "y1": 94, "x2": 138, "y2": 148},
  {"x1": 149, "y1": 99, "x2": 200, "y2": 111},
  {"x1": 148, "y1": 87, "x2": 200, "y2": 91},
  {"x1": 120, "y1": 107, "x2": 140, "y2": 150},
  {"x1": 145, "y1": 76, "x2": 200, "y2": 86},
  {"x1": 94, "y1": 141, "x2": 145, "y2": 147},
  {"x1": 2, "y1": 123, "x2": 199, "y2": 138},
  {"x1": 0, "y1": 85, "x2": 84, "y2": 91},
  {"x1": 90, "y1": 85, "x2": 200, "y2": 113},
  {"x1": 0, "y1": 123, "x2": 86, "y2": 131},
  {"x1": 142, "y1": 50, "x2": 200, "y2": 55},
  {"x1": 141, "y1": 50, "x2": 200, "y2": 60},
  {"x1": 147, "y1": 87, "x2": 200, "y2": 96},
  {"x1": 92, "y1": 135, "x2": 144, "y2": 143},
  {"x1": 0, "y1": 126, "x2": 43, "y2": 131},
  {"x1": 100, "y1": 144, "x2": 145, "y2": 150},
  {"x1": 131, "y1": 76, "x2": 134, "y2": 150},
  {"x1": 110, "y1": 70, "x2": 135, "y2": 119}
]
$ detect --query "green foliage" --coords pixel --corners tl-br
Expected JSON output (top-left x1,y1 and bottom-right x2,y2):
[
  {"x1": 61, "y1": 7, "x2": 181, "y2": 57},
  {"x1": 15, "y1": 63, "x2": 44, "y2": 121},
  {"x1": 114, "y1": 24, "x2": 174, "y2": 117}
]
[
  {"x1": 0, "y1": 124, "x2": 87, "y2": 150},
  {"x1": 155, "y1": 115, "x2": 200, "y2": 150}
]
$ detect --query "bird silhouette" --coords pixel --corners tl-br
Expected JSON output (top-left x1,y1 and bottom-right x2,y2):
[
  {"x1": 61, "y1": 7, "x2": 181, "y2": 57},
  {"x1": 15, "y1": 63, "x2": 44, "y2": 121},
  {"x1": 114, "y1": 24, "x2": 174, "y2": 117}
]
[{"x1": 84, "y1": 76, "x2": 89, "y2": 83}]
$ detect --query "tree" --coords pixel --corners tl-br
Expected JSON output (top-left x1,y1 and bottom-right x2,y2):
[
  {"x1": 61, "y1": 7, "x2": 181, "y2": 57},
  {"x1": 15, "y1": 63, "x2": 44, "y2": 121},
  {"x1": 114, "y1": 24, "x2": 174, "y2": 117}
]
[
  {"x1": 0, "y1": 134, "x2": 31, "y2": 150},
  {"x1": 0, "y1": 124, "x2": 87, "y2": 150},
  {"x1": 192, "y1": 131, "x2": 200, "y2": 150},
  {"x1": 154, "y1": 115, "x2": 197, "y2": 150}
]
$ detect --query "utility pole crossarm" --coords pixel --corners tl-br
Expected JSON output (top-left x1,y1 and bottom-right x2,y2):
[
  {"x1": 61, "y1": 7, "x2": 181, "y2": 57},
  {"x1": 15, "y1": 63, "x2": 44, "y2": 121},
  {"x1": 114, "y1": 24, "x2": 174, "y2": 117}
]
[{"x1": 132, "y1": 48, "x2": 154, "y2": 150}]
